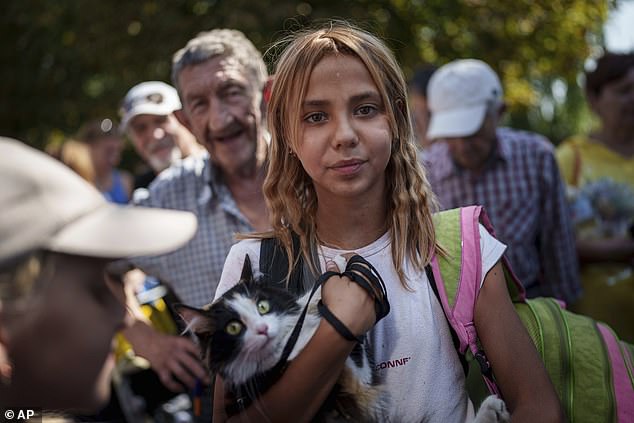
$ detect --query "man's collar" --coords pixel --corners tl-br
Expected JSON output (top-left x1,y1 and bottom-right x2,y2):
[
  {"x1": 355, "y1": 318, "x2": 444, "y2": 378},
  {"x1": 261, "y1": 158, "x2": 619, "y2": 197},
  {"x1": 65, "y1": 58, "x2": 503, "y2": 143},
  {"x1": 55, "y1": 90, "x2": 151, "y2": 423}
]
[
  {"x1": 495, "y1": 128, "x2": 511, "y2": 161},
  {"x1": 197, "y1": 154, "x2": 219, "y2": 205},
  {"x1": 426, "y1": 141, "x2": 454, "y2": 180}
]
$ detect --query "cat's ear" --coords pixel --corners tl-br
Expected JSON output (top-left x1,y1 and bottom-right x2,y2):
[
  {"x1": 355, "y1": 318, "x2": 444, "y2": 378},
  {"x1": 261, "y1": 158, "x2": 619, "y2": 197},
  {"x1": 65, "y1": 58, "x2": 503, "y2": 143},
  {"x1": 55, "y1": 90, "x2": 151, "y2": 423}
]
[
  {"x1": 173, "y1": 303, "x2": 212, "y2": 335},
  {"x1": 240, "y1": 254, "x2": 254, "y2": 283}
]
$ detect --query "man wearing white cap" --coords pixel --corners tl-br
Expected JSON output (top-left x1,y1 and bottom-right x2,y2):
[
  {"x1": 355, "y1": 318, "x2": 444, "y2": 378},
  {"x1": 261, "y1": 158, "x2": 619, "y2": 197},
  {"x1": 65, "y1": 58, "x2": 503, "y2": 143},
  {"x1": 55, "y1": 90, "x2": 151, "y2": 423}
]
[
  {"x1": 0, "y1": 137, "x2": 196, "y2": 411},
  {"x1": 424, "y1": 59, "x2": 581, "y2": 304},
  {"x1": 120, "y1": 81, "x2": 203, "y2": 189}
]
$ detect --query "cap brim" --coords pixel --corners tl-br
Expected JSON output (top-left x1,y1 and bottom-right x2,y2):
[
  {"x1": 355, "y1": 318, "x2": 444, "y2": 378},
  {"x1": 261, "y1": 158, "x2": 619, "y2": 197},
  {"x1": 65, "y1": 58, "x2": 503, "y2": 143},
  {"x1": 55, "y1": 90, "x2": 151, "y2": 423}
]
[
  {"x1": 426, "y1": 104, "x2": 487, "y2": 140},
  {"x1": 47, "y1": 205, "x2": 197, "y2": 259},
  {"x1": 121, "y1": 104, "x2": 178, "y2": 130}
]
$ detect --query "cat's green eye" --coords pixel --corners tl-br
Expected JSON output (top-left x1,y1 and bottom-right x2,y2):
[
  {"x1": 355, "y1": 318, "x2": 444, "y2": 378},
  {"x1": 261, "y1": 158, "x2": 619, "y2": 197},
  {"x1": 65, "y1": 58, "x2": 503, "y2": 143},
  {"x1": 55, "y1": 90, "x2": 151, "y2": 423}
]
[
  {"x1": 257, "y1": 299, "x2": 271, "y2": 315},
  {"x1": 225, "y1": 321, "x2": 243, "y2": 336}
]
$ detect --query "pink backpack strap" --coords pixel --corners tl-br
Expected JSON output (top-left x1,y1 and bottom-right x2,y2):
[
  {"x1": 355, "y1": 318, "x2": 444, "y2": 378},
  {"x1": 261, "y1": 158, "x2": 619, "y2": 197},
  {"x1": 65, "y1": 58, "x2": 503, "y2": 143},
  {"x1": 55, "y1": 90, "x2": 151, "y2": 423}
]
[
  {"x1": 597, "y1": 324, "x2": 634, "y2": 422},
  {"x1": 431, "y1": 206, "x2": 501, "y2": 395}
]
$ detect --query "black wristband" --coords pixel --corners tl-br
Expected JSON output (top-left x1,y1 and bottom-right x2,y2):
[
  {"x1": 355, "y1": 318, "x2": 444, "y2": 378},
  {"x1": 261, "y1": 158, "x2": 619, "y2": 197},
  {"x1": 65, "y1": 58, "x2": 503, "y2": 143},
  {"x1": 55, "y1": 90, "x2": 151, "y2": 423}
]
[
  {"x1": 343, "y1": 255, "x2": 391, "y2": 323},
  {"x1": 317, "y1": 299, "x2": 363, "y2": 344}
]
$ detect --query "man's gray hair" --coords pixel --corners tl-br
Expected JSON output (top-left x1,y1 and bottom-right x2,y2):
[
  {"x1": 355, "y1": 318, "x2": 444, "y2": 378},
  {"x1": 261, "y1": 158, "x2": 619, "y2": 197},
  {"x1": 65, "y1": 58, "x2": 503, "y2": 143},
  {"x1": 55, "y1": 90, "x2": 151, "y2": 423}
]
[{"x1": 171, "y1": 29, "x2": 268, "y2": 93}]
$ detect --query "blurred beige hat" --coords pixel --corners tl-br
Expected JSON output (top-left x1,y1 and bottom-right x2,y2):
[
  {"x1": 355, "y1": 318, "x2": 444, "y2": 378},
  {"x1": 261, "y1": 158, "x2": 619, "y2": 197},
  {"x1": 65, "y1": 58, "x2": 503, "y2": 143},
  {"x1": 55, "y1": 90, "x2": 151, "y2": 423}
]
[{"x1": 0, "y1": 137, "x2": 197, "y2": 266}]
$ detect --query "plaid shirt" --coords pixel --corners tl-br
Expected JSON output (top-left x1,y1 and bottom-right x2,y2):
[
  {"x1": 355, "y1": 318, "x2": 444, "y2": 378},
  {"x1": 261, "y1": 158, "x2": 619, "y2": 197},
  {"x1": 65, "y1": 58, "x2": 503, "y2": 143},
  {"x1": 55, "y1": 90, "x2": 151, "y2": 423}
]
[
  {"x1": 423, "y1": 127, "x2": 581, "y2": 303},
  {"x1": 130, "y1": 153, "x2": 252, "y2": 307}
]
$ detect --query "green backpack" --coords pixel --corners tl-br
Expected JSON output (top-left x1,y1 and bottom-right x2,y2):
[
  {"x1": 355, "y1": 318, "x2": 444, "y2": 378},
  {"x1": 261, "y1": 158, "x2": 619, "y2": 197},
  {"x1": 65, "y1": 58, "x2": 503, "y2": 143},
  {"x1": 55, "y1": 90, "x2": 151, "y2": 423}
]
[{"x1": 431, "y1": 206, "x2": 634, "y2": 422}]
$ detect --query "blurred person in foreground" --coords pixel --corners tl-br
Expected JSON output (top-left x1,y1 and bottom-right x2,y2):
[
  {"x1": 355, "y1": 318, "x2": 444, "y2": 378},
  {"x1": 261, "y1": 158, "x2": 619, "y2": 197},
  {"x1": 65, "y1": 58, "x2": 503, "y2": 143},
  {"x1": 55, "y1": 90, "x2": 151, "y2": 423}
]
[
  {"x1": 408, "y1": 64, "x2": 437, "y2": 149},
  {"x1": 0, "y1": 137, "x2": 196, "y2": 412},
  {"x1": 120, "y1": 81, "x2": 204, "y2": 189},
  {"x1": 120, "y1": 29, "x2": 270, "y2": 415},
  {"x1": 77, "y1": 118, "x2": 133, "y2": 204},
  {"x1": 423, "y1": 59, "x2": 581, "y2": 305},
  {"x1": 556, "y1": 51, "x2": 634, "y2": 342}
]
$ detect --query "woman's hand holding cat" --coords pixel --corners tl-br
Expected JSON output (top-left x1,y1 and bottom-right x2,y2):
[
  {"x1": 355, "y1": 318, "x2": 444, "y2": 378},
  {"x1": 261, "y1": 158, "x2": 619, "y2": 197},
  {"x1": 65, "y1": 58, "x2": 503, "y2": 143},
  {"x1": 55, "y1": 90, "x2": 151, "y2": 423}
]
[{"x1": 320, "y1": 256, "x2": 377, "y2": 338}]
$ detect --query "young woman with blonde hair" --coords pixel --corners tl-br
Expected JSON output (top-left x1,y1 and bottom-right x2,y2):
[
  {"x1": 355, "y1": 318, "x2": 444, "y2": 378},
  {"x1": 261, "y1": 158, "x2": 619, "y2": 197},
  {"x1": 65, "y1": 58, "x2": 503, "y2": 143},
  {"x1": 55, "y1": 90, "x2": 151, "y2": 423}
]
[{"x1": 212, "y1": 22, "x2": 562, "y2": 422}]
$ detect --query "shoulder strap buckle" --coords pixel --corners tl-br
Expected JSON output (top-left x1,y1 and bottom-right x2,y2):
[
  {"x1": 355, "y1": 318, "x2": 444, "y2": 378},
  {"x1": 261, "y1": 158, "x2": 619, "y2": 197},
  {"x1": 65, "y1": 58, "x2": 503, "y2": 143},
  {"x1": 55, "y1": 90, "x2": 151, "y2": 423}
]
[{"x1": 474, "y1": 350, "x2": 493, "y2": 377}]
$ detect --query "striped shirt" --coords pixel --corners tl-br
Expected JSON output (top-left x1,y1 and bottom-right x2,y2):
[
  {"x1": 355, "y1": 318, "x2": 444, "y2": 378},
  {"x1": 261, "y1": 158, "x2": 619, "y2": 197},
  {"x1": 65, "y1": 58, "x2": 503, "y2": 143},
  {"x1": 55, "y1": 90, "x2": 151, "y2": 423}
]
[
  {"x1": 423, "y1": 127, "x2": 581, "y2": 304},
  {"x1": 130, "y1": 153, "x2": 253, "y2": 307}
]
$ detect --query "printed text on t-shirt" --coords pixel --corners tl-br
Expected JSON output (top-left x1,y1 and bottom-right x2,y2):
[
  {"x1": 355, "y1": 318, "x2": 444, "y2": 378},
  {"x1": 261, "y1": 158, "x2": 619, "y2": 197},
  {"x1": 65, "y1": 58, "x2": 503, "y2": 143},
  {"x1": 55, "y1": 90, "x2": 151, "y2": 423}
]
[{"x1": 374, "y1": 356, "x2": 412, "y2": 371}]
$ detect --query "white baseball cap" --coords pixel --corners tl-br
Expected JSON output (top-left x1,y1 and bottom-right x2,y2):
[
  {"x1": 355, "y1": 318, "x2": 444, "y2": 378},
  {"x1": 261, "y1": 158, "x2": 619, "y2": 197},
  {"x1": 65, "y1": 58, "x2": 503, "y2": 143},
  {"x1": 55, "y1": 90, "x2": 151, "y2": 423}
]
[
  {"x1": 120, "y1": 81, "x2": 182, "y2": 131},
  {"x1": 0, "y1": 137, "x2": 197, "y2": 266},
  {"x1": 426, "y1": 59, "x2": 503, "y2": 140}
]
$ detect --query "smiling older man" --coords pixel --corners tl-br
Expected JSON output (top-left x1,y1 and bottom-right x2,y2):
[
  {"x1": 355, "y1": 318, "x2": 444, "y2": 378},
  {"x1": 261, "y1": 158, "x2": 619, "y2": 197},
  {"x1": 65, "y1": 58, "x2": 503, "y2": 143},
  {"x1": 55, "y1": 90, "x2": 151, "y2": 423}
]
[{"x1": 120, "y1": 30, "x2": 270, "y2": 420}]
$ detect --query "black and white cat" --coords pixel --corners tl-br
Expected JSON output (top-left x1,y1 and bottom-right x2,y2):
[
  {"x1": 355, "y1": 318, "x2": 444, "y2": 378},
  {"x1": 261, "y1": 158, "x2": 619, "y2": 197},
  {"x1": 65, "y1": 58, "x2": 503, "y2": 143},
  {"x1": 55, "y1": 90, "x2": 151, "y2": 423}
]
[
  {"x1": 176, "y1": 255, "x2": 509, "y2": 423},
  {"x1": 176, "y1": 255, "x2": 385, "y2": 422}
]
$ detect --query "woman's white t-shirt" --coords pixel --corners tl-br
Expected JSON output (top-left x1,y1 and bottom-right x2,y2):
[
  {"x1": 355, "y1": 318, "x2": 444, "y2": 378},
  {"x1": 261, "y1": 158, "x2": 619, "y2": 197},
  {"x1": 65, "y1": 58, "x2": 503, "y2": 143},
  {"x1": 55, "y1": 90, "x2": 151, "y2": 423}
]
[{"x1": 214, "y1": 225, "x2": 506, "y2": 423}]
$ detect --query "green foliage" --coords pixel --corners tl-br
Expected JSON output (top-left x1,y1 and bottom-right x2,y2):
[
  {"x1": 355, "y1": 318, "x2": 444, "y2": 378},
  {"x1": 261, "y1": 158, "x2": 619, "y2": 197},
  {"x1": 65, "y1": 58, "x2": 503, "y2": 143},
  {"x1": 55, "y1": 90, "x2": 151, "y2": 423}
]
[{"x1": 0, "y1": 0, "x2": 618, "y2": 153}]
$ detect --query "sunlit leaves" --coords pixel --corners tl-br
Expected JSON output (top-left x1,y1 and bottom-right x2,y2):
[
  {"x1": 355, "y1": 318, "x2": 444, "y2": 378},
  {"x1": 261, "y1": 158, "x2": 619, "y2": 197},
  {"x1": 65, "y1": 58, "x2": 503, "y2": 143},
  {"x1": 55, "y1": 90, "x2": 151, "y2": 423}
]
[{"x1": 0, "y1": 0, "x2": 618, "y2": 151}]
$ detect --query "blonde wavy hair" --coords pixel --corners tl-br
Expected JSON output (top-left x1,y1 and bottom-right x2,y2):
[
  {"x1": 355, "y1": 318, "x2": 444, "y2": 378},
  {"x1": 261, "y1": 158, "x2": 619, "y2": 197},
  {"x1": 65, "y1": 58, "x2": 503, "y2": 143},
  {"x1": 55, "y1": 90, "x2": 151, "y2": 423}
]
[{"x1": 257, "y1": 21, "x2": 439, "y2": 287}]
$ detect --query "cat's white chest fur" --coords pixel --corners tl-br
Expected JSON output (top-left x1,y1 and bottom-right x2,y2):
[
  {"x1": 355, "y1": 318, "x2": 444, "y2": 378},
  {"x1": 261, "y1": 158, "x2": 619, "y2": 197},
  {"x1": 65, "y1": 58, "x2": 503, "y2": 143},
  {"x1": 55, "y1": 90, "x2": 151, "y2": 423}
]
[{"x1": 472, "y1": 395, "x2": 510, "y2": 423}]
